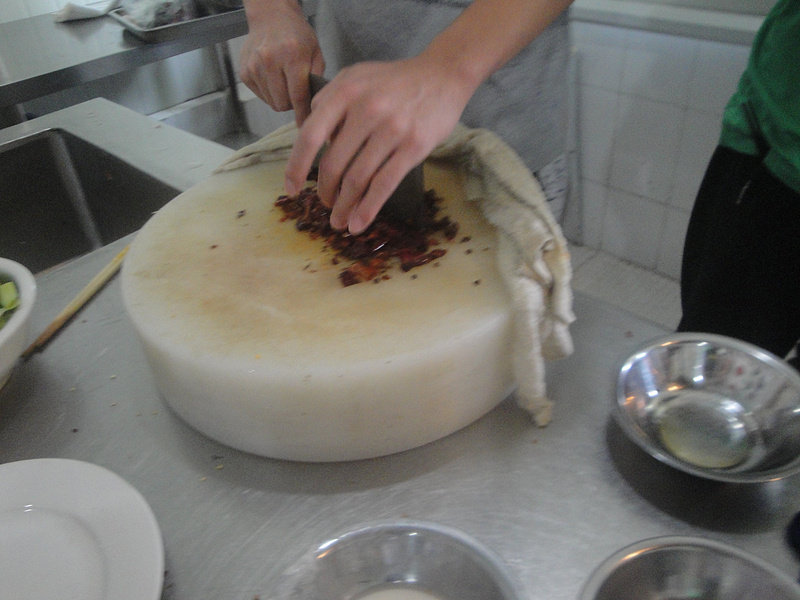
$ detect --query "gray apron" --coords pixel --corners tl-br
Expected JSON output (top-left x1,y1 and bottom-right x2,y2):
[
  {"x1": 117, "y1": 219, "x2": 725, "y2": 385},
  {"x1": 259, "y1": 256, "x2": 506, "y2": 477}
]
[{"x1": 310, "y1": 0, "x2": 569, "y2": 212}]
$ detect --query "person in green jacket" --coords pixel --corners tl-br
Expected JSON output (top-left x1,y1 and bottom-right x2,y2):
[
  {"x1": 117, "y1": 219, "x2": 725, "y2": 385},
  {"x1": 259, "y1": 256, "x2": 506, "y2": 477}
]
[{"x1": 678, "y1": 0, "x2": 800, "y2": 367}]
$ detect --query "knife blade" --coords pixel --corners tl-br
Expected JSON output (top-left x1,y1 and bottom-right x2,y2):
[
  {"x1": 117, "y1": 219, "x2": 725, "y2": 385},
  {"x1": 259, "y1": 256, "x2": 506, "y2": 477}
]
[{"x1": 307, "y1": 73, "x2": 426, "y2": 226}]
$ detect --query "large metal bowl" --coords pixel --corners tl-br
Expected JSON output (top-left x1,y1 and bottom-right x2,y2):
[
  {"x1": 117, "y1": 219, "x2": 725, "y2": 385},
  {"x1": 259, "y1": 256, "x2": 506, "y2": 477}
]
[
  {"x1": 277, "y1": 521, "x2": 523, "y2": 600},
  {"x1": 615, "y1": 333, "x2": 800, "y2": 483},
  {"x1": 580, "y1": 536, "x2": 800, "y2": 600}
]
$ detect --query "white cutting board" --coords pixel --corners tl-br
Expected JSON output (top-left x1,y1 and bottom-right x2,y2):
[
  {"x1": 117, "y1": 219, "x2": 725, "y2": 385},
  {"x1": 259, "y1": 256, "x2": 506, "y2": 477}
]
[{"x1": 122, "y1": 158, "x2": 515, "y2": 461}]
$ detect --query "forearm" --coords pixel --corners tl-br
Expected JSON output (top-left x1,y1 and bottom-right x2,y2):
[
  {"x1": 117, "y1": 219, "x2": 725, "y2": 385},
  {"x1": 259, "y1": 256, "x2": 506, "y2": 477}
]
[
  {"x1": 240, "y1": 0, "x2": 323, "y2": 120},
  {"x1": 420, "y1": 0, "x2": 574, "y2": 96}
]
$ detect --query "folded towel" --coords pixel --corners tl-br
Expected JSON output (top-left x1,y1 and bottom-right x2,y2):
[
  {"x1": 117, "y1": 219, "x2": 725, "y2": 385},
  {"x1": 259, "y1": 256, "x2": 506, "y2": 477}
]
[
  {"x1": 215, "y1": 122, "x2": 575, "y2": 425},
  {"x1": 54, "y1": 0, "x2": 120, "y2": 22}
]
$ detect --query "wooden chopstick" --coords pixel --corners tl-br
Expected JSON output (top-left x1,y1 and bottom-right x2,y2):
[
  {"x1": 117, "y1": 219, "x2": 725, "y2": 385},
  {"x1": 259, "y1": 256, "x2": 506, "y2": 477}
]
[{"x1": 22, "y1": 245, "x2": 130, "y2": 360}]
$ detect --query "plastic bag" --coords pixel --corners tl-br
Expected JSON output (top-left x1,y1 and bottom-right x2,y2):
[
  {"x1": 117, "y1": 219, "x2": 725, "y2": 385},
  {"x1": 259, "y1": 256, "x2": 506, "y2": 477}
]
[{"x1": 120, "y1": 0, "x2": 198, "y2": 28}]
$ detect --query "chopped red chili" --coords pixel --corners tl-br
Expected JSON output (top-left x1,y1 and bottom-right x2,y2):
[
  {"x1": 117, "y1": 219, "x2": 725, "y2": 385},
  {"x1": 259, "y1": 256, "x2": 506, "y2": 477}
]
[{"x1": 275, "y1": 185, "x2": 459, "y2": 286}]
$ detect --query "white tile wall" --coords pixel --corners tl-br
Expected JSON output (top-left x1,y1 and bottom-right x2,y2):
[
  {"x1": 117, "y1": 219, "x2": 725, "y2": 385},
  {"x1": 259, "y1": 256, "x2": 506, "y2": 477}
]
[
  {"x1": 576, "y1": 86, "x2": 618, "y2": 184},
  {"x1": 602, "y1": 187, "x2": 666, "y2": 268},
  {"x1": 570, "y1": 246, "x2": 682, "y2": 329},
  {"x1": 687, "y1": 39, "x2": 752, "y2": 111},
  {"x1": 569, "y1": 19, "x2": 751, "y2": 280},
  {"x1": 609, "y1": 93, "x2": 684, "y2": 203},
  {"x1": 576, "y1": 179, "x2": 608, "y2": 249},
  {"x1": 620, "y1": 29, "x2": 698, "y2": 104}
]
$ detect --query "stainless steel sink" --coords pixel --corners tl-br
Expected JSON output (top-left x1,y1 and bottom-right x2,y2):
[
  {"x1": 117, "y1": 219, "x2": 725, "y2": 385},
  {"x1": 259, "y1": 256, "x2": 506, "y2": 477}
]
[{"x1": 0, "y1": 128, "x2": 179, "y2": 273}]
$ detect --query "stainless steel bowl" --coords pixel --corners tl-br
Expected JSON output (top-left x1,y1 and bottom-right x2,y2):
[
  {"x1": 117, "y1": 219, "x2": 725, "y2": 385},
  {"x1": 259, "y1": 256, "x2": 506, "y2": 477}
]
[
  {"x1": 580, "y1": 536, "x2": 800, "y2": 600},
  {"x1": 278, "y1": 521, "x2": 522, "y2": 600},
  {"x1": 615, "y1": 333, "x2": 800, "y2": 483}
]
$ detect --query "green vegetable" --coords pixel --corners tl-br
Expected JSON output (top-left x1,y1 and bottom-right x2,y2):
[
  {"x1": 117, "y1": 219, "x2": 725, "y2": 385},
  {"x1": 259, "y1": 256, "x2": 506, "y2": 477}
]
[{"x1": 0, "y1": 280, "x2": 20, "y2": 330}]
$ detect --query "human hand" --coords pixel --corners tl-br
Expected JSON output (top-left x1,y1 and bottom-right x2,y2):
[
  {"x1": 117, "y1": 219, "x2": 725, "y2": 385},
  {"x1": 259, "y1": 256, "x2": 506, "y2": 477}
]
[
  {"x1": 285, "y1": 58, "x2": 473, "y2": 234},
  {"x1": 239, "y1": 0, "x2": 325, "y2": 125}
]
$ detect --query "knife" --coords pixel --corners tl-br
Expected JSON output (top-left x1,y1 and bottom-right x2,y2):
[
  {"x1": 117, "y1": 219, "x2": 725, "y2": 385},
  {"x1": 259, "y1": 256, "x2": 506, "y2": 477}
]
[{"x1": 308, "y1": 73, "x2": 426, "y2": 226}]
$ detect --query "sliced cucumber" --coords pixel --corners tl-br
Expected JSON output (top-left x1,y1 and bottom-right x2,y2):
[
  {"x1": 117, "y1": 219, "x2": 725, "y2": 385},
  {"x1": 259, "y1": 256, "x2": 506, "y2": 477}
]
[{"x1": 0, "y1": 280, "x2": 20, "y2": 329}]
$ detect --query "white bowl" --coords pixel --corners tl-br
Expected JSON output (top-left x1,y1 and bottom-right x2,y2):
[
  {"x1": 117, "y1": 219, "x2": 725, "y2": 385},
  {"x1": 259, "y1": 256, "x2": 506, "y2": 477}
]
[{"x1": 0, "y1": 258, "x2": 36, "y2": 389}]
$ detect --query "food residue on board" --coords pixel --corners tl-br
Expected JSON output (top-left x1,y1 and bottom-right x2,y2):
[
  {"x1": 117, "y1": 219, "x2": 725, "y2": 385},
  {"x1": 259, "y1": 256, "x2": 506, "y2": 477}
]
[{"x1": 274, "y1": 184, "x2": 460, "y2": 286}]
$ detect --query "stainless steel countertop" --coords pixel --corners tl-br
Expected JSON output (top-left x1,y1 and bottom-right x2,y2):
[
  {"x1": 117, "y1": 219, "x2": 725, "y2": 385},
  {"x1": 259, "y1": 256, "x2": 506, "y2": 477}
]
[
  {"x1": 1, "y1": 100, "x2": 799, "y2": 600},
  {"x1": 0, "y1": 11, "x2": 246, "y2": 108}
]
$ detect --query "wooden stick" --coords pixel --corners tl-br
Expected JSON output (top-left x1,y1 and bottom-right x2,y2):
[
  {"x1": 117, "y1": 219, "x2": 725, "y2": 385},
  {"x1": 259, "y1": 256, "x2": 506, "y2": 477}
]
[{"x1": 22, "y1": 245, "x2": 130, "y2": 360}]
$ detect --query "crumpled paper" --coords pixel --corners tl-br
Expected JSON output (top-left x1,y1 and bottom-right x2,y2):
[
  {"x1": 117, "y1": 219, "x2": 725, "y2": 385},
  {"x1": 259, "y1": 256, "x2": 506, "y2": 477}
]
[
  {"x1": 215, "y1": 122, "x2": 575, "y2": 426},
  {"x1": 54, "y1": 0, "x2": 120, "y2": 22}
]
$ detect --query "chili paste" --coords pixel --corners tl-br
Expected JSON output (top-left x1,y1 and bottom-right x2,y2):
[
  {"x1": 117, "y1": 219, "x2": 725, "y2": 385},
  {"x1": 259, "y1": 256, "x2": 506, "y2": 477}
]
[{"x1": 275, "y1": 185, "x2": 458, "y2": 286}]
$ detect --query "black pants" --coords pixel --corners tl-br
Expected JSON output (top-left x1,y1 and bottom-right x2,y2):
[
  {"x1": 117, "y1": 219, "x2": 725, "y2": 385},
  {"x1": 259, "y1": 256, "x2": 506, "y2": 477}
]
[{"x1": 678, "y1": 146, "x2": 800, "y2": 360}]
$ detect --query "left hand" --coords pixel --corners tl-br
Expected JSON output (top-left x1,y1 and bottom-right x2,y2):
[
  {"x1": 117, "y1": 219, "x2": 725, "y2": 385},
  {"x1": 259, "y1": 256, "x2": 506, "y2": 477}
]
[
  {"x1": 284, "y1": 57, "x2": 473, "y2": 234},
  {"x1": 238, "y1": 0, "x2": 325, "y2": 125}
]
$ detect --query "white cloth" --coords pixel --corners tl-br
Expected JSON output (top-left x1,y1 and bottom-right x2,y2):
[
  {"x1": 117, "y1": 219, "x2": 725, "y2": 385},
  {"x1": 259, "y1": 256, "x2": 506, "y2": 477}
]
[
  {"x1": 54, "y1": 0, "x2": 119, "y2": 22},
  {"x1": 431, "y1": 125, "x2": 575, "y2": 425},
  {"x1": 215, "y1": 123, "x2": 575, "y2": 425}
]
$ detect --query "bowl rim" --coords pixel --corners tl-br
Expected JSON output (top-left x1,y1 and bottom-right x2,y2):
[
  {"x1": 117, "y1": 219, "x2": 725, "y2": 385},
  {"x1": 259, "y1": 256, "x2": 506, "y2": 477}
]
[
  {"x1": 579, "y1": 535, "x2": 800, "y2": 600},
  {"x1": 0, "y1": 257, "x2": 37, "y2": 348},
  {"x1": 286, "y1": 519, "x2": 524, "y2": 600},
  {"x1": 614, "y1": 332, "x2": 800, "y2": 483}
]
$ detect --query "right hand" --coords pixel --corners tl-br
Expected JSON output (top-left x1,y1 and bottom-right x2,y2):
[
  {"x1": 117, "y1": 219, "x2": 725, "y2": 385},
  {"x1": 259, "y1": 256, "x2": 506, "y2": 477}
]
[
  {"x1": 285, "y1": 57, "x2": 473, "y2": 234},
  {"x1": 239, "y1": 0, "x2": 325, "y2": 125}
]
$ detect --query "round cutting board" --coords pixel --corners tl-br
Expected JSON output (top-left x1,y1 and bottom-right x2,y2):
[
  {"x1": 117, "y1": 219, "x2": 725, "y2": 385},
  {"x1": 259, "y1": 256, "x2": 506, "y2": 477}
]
[{"x1": 122, "y1": 158, "x2": 514, "y2": 461}]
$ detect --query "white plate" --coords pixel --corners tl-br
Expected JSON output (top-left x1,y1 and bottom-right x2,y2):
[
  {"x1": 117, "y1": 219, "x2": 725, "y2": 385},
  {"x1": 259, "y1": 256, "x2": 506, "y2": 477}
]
[{"x1": 0, "y1": 458, "x2": 164, "y2": 600}]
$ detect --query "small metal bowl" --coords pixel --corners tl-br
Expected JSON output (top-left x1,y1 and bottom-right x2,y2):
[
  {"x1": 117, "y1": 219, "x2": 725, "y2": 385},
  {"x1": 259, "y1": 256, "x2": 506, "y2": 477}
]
[
  {"x1": 615, "y1": 333, "x2": 800, "y2": 483},
  {"x1": 580, "y1": 536, "x2": 800, "y2": 600},
  {"x1": 278, "y1": 521, "x2": 522, "y2": 600}
]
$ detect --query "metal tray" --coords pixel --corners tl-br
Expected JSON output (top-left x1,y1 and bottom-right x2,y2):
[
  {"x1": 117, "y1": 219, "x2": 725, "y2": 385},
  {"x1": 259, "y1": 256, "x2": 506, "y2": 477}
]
[{"x1": 108, "y1": 7, "x2": 246, "y2": 43}]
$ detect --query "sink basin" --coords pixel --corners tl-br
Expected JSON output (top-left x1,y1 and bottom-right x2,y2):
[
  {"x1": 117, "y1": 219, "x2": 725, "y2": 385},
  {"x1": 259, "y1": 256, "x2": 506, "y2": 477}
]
[{"x1": 0, "y1": 129, "x2": 179, "y2": 273}]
